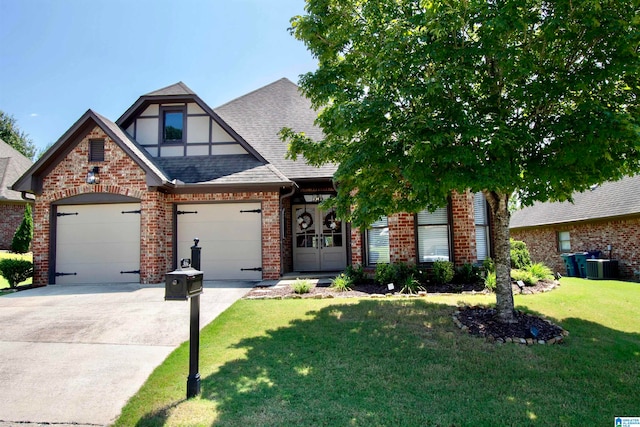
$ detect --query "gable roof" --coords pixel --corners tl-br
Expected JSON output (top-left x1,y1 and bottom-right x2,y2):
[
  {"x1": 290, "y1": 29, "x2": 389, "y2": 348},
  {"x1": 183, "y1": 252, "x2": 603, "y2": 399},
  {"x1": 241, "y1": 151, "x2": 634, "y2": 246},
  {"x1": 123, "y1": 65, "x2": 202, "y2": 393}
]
[
  {"x1": 214, "y1": 78, "x2": 338, "y2": 180},
  {"x1": 12, "y1": 110, "x2": 172, "y2": 194},
  {"x1": 144, "y1": 81, "x2": 196, "y2": 97},
  {"x1": 510, "y1": 174, "x2": 640, "y2": 229},
  {"x1": 0, "y1": 138, "x2": 33, "y2": 202}
]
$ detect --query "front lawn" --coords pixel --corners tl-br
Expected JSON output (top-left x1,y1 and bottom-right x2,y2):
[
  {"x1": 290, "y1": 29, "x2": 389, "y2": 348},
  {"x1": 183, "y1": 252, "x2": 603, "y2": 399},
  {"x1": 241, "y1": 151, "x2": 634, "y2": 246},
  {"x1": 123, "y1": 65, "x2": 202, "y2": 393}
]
[
  {"x1": 115, "y1": 278, "x2": 640, "y2": 426},
  {"x1": 0, "y1": 251, "x2": 32, "y2": 290}
]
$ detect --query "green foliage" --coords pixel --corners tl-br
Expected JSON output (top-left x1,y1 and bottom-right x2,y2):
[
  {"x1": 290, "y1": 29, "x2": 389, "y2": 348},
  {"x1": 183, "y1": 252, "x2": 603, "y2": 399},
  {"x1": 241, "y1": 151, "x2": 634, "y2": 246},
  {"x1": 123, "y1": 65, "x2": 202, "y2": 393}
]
[
  {"x1": 11, "y1": 204, "x2": 33, "y2": 254},
  {"x1": 330, "y1": 274, "x2": 352, "y2": 292},
  {"x1": 0, "y1": 110, "x2": 36, "y2": 159},
  {"x1": 510, "y1": 239, "x2": 532, "y2": 269},
  {"x1": 400, "y1": 275, "x2": 425, "y2": 295},
  {"x1": 511, "y1": 269, "x2": 537, "y2": 286},
  {"x1": 292, "y1": 279, "x2": 312, "y2": 294},
  {"x1": 285, "y1": 0, "x2": 640, "y2": 321},
  {"x1": 454, "y1": 263, "x2": 481, "y2": 284},
  {"x1": 375, "y1": 262, "x2": 425, "y2": 288},
  {"x1": 374, "y1": 263, "x2": 396, "y2": 286},
  {"x1": 485, "y1": 272, "x2": 497, "y2": 291},
  {"x1": 483, "y1": 258, "x2": 496, "y2": 274},
  {"x1": 344, "y1": 264, "x2": 368, "y2": 285},
  {"x1": 0, "y1": 258, "x2": 33, "y2": 288},
  {"x1": 431, "y1": 260, "x2": 455, "y2": 285},
  {"x1": 526, "y1": 262, "x2": 554, "y2": 281}
]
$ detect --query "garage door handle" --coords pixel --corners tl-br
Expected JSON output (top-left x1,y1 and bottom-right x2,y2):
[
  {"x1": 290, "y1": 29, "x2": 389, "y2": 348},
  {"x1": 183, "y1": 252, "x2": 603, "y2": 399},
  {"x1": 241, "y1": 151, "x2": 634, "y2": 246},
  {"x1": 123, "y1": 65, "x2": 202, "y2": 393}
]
[{"x1": 241, "y1": 267, "x2": 263, "y2": 272}]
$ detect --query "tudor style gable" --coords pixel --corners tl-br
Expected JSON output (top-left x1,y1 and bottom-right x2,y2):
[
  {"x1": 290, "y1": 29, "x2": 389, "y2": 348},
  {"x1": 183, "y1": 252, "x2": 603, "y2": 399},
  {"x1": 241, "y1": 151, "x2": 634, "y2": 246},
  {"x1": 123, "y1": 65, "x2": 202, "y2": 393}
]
[{"x1": 117, "y1": 82, "x2": 263, "y2": 160}]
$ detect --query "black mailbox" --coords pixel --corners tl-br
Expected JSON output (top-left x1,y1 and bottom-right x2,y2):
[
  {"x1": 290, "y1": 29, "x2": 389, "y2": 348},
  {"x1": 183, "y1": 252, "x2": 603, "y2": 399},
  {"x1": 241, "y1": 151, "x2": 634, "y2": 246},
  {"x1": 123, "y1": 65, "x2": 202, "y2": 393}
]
[{"x1": 165, "y1": 267, "x2": 204, "y2": 301}]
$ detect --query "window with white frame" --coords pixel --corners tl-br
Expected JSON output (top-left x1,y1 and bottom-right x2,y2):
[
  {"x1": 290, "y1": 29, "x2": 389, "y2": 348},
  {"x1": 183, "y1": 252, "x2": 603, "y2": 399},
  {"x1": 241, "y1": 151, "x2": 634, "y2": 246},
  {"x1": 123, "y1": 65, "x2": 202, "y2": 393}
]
[
  {"x1": 474, "y1": 192, "x2": 490, "y2": 261},
  {"x1": 367, "y1": 216, "x2": 389, "y2": 265},
  {"x1": 417, "y1": 206, "x2": 450, "y2": 263},
  {"x1": 558, "y1": 231, "x2": 571, "y2": 252}
]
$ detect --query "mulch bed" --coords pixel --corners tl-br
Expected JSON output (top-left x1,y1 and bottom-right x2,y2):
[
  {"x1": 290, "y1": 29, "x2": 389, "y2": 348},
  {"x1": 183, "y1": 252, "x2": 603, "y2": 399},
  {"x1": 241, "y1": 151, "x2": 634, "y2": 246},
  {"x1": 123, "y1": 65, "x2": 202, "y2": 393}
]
[{"x1": 244, "y1": 278, "x2": 566, "y2": 344}]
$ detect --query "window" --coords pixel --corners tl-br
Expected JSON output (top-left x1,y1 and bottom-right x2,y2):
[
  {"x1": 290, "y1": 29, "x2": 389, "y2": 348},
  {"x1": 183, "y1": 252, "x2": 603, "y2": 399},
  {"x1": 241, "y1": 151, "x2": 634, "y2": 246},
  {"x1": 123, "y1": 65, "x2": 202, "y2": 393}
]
[
  {"x1": 162, "y1": 109, "x2": 184, "y2": 143},
  {"x1": 89, "y1": 139, "x2": 104, "y2": 162},
  {"x1": 558, "y1": 231, "x2": 571, "y2": 252},
  {"x1": 367, "y1": 216, "x2": 389, "y2": 265},
  {"x1": 474, "y1": 192, "x2": 490, "y2": 261},
  {"x1": 417, "y1": 206, "x2": 450, "y2": 263}
]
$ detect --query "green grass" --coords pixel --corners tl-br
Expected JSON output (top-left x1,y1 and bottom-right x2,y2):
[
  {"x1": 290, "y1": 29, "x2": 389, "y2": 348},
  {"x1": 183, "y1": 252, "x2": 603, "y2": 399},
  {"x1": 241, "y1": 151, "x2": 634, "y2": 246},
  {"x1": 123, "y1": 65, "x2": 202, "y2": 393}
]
[
  {"x1": 115, "y1": 278, "x2": 640, "y2": 426},
  {"x1": 0, "y1": 251, "x2": 32, "y2": 290}
]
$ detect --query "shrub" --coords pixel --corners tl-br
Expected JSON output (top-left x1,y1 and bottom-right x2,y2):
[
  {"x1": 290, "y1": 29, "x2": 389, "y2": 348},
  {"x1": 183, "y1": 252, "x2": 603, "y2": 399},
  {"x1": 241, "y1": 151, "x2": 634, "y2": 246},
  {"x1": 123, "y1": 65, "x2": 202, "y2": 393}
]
[
  {"x1": 510, "y1": 269, "x2": 537, "y2": 286},
  {"x1": 454, "y1": 263, "x2": 481, "y2": 284},
  {"x1": 431, "y1": 260, "x2": 454, "y2": 285},
  {"x1": 482, "y1": 257, "x2": 495, "y2": 274},
  {"x1": 344, "y1": 264, "x2": 368, "y2": 285},
  {"x1": 510, "y1": 239, "x2": 532, "y2": 269},
  {"x1": 400, "y1": 275, "x2": 425, "y2": 294},
  {"x1": 331, "y1": 274, "x2": 352, "y2": 292},
  {"x1": 375, "y1": 263, "x2": 396, "y2": 286},
  {"x1": 485, "y1": 272, "x2": 497, "y2": 291},
  {"x1": 292, "y1": 279, "x2": 312, "y2": 294},
  {"x1": 0, "y1": 259, "x2": 33, "y2": 288},
  {"x1": 526, "y1": 262, "x2": 554, "y2": 281},
  {"x1": 11, "y1": 204, "x2": 33, "y2": 254}
]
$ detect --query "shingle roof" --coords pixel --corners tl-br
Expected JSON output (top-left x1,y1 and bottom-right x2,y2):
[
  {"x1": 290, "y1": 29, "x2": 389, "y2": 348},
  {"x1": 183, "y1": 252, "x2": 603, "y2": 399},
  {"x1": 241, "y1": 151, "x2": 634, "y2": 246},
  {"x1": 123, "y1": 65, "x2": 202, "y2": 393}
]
[
  {"x1": 214, "y1": 78, "x2": 338, "y2": 180},
  {"x1": 154, "y1": 155, "x2": 290, "y2": 185},
  {"x1": 144, "y1": 81, "x2": 196, "y2": 97},
  {"x1": 0, "y1": 138, "x2": 33, "y2": 202},
  {"x1": 510, "y1": 174, "x2": 640, "y2": 228}
]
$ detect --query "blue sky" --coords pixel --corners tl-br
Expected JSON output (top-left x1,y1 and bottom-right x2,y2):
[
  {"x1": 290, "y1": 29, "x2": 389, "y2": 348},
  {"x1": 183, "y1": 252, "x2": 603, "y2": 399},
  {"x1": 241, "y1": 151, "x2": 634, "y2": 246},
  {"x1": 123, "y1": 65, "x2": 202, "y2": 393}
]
[{"x1": 0, "y1": 0, "x2": 315, "y2": 153}]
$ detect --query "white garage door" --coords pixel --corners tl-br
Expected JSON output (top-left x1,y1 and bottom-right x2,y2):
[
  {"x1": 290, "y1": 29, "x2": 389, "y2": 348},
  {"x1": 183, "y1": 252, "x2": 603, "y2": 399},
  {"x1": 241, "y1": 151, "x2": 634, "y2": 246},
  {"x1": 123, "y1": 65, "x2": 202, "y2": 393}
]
[
  {"x1": 176, "y1": 203, "x2": 262, "y2": 280},
  {"x1": 55, "y1": 203, "x2": 141, "y2": 284}
]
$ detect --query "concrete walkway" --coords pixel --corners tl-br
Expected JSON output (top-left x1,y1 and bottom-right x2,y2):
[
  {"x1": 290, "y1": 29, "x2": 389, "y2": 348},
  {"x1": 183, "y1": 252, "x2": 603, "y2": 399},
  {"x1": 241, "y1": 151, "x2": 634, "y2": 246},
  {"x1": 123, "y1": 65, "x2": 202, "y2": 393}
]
[{"x1": 0, "y1": 281, "x2": 253, "y2": 427}]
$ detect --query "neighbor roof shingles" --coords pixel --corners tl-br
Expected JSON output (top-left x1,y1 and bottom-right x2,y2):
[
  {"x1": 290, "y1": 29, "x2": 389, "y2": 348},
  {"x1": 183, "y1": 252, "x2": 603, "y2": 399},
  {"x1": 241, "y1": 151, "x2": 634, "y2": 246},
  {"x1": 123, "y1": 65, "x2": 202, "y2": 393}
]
[
  {"x1": 214, "y1": 78, "x2": 337, "y2": 180},
  {"x1": 510, "y1": 175, "x2": 640, "y2": 228},
  {"x1": 0, "y1": 138, "x2": 33, "y2": 201}
]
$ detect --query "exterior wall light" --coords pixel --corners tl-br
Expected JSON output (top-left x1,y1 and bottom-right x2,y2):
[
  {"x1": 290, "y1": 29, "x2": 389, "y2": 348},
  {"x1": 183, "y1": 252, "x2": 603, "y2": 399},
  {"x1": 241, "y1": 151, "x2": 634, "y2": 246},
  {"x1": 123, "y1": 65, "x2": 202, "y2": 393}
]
[{"x1": 86, "y1": 166, "x2": 100, "y2": 184}]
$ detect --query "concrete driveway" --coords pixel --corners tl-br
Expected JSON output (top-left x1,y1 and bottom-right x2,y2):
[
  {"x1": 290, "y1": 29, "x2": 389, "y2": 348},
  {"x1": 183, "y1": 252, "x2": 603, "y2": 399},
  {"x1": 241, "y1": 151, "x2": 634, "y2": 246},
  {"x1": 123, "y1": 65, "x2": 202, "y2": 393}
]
[{"x1": 0, "y1": 281, "x2": 253, "y2": 427}]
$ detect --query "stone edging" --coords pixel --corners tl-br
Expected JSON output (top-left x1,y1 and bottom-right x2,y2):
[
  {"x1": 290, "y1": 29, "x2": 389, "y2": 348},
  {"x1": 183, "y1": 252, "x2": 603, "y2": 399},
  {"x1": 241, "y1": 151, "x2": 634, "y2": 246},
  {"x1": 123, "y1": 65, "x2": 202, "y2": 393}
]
[{"x1": 452, "y1": 305, "x2": 569, "y2": 345}]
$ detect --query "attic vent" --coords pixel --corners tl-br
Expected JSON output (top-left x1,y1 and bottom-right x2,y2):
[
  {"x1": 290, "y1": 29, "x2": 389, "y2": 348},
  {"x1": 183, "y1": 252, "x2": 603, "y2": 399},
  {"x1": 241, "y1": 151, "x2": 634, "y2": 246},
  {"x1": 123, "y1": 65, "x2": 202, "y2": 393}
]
[{"x1": 89, "y1": 139, "x2": 105, "y2": 162}]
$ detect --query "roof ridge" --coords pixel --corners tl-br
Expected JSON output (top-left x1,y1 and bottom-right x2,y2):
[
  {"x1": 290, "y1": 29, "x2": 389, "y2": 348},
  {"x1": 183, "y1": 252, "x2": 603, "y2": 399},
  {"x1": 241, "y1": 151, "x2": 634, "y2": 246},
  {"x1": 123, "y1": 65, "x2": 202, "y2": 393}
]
[{"x1": 144, "y1": 81, "x2": 196, "y2": 97}]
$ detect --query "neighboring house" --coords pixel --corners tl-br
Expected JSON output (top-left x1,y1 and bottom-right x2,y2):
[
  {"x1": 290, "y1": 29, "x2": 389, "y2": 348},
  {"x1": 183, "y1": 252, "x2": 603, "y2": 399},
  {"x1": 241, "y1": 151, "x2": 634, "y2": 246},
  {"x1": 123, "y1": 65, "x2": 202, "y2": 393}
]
[
  {"x1": 510, "y1": 175, "x2": 640, "y2": 279},
  {"x1": 13, "y1": 79, "x2": 491, "y2": 286},
  {"x1": 0, "y1": 138, "x2": 34, "y2": 249}
]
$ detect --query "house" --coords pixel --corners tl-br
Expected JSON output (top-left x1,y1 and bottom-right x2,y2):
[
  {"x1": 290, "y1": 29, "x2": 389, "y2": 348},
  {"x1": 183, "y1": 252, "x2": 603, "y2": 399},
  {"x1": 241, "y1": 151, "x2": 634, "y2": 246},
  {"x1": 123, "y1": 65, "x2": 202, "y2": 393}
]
[
  {"x1": 13, "y1": 78, "x2": 491, "y2": 286},
  {"x1": 510, "y1": 175, "x2": 640, "y2": 279},
  {"x1": 0, "y1": 138, "x2": 34, "y2": 249}
]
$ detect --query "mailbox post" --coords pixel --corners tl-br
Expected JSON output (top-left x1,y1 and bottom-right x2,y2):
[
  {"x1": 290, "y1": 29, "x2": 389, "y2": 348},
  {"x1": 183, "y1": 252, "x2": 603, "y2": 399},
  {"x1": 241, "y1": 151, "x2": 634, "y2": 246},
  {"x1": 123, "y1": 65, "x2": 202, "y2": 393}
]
[{"x1": 165, "y1": 239, "x2": 203, "y2": 399}]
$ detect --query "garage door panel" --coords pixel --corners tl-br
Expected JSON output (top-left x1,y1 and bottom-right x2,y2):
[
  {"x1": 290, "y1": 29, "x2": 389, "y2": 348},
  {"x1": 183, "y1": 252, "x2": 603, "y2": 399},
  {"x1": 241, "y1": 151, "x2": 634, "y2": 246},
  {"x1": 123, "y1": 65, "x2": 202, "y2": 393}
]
[
  {"x1": 177, "y1": 203, "x2": 262, "y2": 280},
  {"x1": 56, "y1": 203, "x2": 140, "y2": 284}
]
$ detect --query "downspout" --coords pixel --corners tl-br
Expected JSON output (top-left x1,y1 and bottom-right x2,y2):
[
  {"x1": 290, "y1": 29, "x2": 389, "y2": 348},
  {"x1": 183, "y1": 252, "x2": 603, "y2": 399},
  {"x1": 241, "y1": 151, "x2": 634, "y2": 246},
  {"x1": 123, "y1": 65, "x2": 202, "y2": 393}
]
[{"x1": 279, "y1": 183, "x2": 298, "y2": 277}]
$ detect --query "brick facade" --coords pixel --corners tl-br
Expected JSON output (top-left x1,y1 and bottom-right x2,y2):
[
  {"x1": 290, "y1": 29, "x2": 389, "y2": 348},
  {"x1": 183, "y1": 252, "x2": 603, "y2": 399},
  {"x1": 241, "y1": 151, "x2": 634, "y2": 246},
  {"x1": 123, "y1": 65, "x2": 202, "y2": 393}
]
[
  {"x1": 511, "y1": 217, "x2": 640, "y2": 279},
  {"x1": 0, "y1": 203, "x2": 29, "y2": 250},
  {"x1": 31, "y1": 125, "x2": 283, "y2": 285}
]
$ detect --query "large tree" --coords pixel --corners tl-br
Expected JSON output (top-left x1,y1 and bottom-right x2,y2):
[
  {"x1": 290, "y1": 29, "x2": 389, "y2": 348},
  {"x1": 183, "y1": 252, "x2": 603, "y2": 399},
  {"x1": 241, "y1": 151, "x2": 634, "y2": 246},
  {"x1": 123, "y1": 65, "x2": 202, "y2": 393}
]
[
  {"x1": 0, "y1": 110, "x2": 36, "y2": 160},
  {"x1": 283, "y1": 0, "x2": 640, "y2": 322}
]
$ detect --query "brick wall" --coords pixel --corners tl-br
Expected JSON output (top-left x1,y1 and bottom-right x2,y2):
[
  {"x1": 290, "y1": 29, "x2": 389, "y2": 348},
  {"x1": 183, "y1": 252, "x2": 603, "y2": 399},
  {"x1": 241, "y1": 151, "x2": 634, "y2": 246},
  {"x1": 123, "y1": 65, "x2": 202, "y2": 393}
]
[
  {"x1": 511, "y1": 216, "x2": 640, "y2": 279},
  {"x1": 389, "y1": 213, "x2": 416, "y2": 264},
  {"x1": 0, "y1": 203, "x2": 29, "y2": 249},
  {"x1": 451, "y1": 190, "x2": 477, "y2": 265}
]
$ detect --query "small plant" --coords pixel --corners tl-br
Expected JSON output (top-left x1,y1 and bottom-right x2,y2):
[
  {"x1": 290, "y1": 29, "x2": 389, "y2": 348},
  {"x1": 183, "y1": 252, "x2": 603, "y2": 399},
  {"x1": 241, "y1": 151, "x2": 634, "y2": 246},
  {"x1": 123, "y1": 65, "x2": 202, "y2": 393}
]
[
  {"x1": 526, "y1": 262, "x2": 554, "y2": 281},
  {"x1": 510, "y1": 269, "x2": 537, "y2": 286},
  {"x1": 331, "y1": 274, "x2": 352, "y2": 292},
  {"x1": 432, "y1": 260, "x2": 455, "y2": 285},
  {"x1": 400, "y1": 275, "x2": 425, "y2": 294},
  {"x1": 482, "y1": 257, "x2": 495, "y2": 274},
  {"x1": 292, "y1": 279, "x2": 312, "y2": 294},
  {"x1": 484, "y1": 271, "x2": 497, "y2": 291},
  {"x1": 344, "y1": 264, "x2": 368, "y2": 285},
  {"x1": 510, "y1": 239, "x2": 532, "y2": 269},
  {"x1": 375, "y1": 263, "x2": 397, "y2": 286},
  {"x1": 11, "y1": 204, "x2": 33, "y2": 254},
  {"x1": 0, "y1": 258, "x2": 33, "y2": 288},
  {"x1": 454, "y1": 263, "x2": 481, "y2": 284}
]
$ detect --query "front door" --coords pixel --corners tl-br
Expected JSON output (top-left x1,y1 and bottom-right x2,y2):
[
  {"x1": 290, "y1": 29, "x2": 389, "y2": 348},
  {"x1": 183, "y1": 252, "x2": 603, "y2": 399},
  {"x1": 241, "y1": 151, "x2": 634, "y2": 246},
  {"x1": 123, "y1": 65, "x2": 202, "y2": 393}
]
[{"x1": 293, "y1": 205, "x2": 347, "y2": 271}]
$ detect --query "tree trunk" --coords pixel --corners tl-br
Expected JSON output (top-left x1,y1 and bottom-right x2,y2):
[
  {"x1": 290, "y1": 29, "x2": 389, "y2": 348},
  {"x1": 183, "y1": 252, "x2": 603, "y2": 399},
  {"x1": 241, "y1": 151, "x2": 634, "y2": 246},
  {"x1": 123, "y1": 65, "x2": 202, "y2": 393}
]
[{"x1": 484, "y1": 190, "x2": 515, "y2": 323}]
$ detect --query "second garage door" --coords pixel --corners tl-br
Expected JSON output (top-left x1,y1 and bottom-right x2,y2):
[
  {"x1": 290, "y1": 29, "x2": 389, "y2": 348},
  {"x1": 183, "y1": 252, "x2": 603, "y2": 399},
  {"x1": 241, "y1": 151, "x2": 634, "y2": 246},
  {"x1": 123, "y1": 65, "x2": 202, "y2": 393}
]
[
  {"x1": 55, "y1": 203, "x2": 141, "y2": 284},
  {"x1": 176, "y1": 202, "x2": 262, "y2": 280}
]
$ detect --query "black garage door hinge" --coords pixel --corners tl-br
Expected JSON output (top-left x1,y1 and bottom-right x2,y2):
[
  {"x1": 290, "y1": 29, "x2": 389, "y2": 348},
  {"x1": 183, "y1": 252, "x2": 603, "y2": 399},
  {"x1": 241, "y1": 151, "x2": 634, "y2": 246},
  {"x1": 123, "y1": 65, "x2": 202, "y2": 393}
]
[
  {"x1": 177, "y1": 210, "x2": 198, "y2": 215},
  {"x1": 241, "y1": 267, "x2": 263, "y2": 272},
  {"x1": 122, "y1": 210, "x2": 141, "y2": 214},
  {"x1": 240, "y1": 209, "x2": 262, "y2": 214},
  {"x1": 57, "y1": 212, "x2": 78, "y2": 217},
  {"x1": 55, "y1": 272, "x2": 77, "y2": 277},
  {"x1": 120, "y1": 270, "x2": 141, "y2": 274}
]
